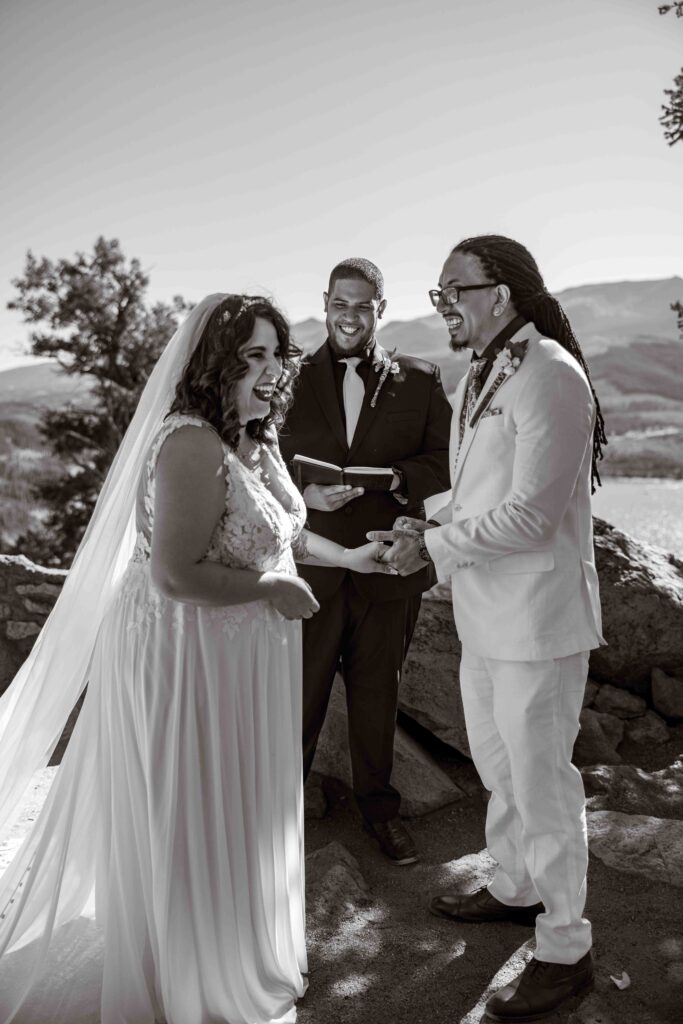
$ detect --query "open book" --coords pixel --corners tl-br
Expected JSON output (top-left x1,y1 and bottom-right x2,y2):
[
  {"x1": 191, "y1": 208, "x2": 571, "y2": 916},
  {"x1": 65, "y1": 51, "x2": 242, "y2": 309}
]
[{"x1": 292, "y1": 454, "x2": 394, "y2": 492}]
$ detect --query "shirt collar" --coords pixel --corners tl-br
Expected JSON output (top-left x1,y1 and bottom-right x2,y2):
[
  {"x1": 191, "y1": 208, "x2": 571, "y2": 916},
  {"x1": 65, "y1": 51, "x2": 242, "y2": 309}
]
[
  {"x1": 327, "y1": 338, "x2": 378, "y2": 366},
  {"x1": 473, "y1": 315, "x2": 528, "y2": 363}
]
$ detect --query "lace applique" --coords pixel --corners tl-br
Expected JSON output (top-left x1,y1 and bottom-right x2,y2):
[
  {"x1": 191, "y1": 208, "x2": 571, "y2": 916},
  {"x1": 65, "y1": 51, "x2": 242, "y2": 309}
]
[{"x1": 121, "y1": 414, "x2": 307, "y2": 632}]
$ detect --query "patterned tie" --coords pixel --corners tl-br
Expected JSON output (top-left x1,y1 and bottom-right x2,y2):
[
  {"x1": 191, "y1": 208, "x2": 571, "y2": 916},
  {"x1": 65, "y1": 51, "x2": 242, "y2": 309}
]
[
  {"x1": 340, "y1": 357, "x2": 365, "y2": 446},
  {"x1": 458, "y1": 357, "x2": 488, "y2": 447}
]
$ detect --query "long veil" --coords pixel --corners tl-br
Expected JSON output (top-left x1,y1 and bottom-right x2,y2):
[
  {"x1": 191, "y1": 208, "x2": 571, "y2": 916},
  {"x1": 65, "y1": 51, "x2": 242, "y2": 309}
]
[{"x1": 0, "y1": 294, "x2": 227, "y2": 1019}]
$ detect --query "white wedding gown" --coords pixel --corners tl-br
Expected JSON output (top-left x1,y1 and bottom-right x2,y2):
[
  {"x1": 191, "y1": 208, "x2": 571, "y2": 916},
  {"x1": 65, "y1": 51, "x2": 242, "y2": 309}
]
[{"x1": 0, "y1": 413, "x2": 308, "y2": 1024}]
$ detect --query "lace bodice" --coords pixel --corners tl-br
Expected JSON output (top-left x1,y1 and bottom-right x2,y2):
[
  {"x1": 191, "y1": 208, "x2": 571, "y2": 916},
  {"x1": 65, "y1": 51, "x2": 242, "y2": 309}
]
[{"x1": 131, "y1": 413, "x2": 307, "y2": 574}]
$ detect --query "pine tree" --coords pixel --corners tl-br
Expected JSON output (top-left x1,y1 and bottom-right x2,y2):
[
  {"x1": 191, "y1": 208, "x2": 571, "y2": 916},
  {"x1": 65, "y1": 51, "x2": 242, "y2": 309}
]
[{"x1": 8, "y1": 237, "x2": 190, "y2": 566}]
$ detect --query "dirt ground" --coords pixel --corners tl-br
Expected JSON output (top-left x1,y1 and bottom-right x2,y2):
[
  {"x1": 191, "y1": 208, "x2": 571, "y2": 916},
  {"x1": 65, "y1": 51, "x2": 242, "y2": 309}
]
[
  {"x1": 1, "y1": 722, "x2": 681, "y2": 1024},
  {"x1": 298, "y1": 720, "x2": 683, "y2": 1024}
]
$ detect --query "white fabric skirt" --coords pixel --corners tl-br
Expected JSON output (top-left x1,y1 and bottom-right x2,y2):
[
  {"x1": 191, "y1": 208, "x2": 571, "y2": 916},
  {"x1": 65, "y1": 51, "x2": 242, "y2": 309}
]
[{"x1": 0, "y1": 563, "x2": 307, "y2": 1024}]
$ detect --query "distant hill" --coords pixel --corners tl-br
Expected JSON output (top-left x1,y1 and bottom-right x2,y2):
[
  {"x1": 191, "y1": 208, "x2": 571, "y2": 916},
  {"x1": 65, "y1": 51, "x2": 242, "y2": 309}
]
[
  {"x1": 293, "y1": 276, "x2": 683, "y2": 399},
  {"x1": 0, "y1": 276, "x2": 681, "y2": 549},
  {"x1": 0, "y1": 362, "x2": 94, "y2": 408}
]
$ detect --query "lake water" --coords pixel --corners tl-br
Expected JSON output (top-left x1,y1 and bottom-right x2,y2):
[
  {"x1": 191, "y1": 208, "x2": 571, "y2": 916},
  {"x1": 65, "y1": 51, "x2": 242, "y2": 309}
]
[
  {"x1": 592, "y1": 477, "x2": 683, "y2": 555},
  {"x1": 425, "y1": 477, "x2": 683, "y2": 555}
]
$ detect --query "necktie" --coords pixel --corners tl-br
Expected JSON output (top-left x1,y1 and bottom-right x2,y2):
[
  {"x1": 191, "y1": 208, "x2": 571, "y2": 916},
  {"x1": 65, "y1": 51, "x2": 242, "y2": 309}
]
[
  {"x1": 458, "y1": 357, "x2": 488, "y2": 446},
  {"x1": 340, "y1": 357, "x2": 365, "y2": 446}
]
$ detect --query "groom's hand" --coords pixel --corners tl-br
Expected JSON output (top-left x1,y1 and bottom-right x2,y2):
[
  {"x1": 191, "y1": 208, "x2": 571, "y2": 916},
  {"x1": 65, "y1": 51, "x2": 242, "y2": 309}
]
[
  {"x1": 365, "y1": 530, "x2": 427, "y2": 576},
  {"x1": 304, "y1": 483, "x2": 364, "y2": 511},
  {"x1": 393, "y1": 515, "x2": 430, "y2": 534}
]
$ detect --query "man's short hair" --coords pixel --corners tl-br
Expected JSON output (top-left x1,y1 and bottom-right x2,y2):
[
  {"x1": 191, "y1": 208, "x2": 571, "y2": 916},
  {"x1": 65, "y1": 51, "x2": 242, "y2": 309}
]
[{"x1": 328, "y1": 258, "x2": 384, "y2": 301}]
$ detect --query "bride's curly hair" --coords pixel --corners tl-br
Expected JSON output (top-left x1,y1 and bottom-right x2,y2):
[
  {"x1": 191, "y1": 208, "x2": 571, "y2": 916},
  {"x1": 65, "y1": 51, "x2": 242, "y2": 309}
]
[{"x1": 169, "y1": 294, "x2": 301, "y2": 448}]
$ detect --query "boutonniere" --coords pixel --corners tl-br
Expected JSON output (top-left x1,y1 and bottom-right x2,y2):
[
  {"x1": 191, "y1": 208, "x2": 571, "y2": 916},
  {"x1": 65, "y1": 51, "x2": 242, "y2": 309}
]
[
  {"x1": 468, "y1": 338, "x2": 529, "y2": 431},
  {"x1": 492, "y1": 338, "x2": 528, "y2": 378},
  {"x1": 370, "y1": 347, "x2": 400, "y2": 408}
]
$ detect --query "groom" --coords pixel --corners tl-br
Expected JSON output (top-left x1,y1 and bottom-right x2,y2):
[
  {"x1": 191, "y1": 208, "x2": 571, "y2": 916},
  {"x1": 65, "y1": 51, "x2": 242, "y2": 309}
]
[
  {"x1": 373, "y1": 235, "x2": 606, "y2": 1021},
  {"x1": 280, "y1": 257, "x2": 451, "y2": 866}
]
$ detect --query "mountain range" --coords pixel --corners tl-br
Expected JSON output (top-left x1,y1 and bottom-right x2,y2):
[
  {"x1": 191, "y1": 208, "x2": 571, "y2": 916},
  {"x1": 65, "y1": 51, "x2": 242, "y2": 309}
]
[{"x1": 1, "y1": 277, "x2": 682, "y2": 545}]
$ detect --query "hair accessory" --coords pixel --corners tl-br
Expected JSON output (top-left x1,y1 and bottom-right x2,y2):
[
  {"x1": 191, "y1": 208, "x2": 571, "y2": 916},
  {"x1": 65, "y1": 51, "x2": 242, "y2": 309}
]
[{"x1": 219, "y1": 295, "x2": 262, "y2": 326}]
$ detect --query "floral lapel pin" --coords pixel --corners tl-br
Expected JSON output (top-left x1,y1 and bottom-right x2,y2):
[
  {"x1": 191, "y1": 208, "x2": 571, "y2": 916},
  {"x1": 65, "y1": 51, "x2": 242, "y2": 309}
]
[
  {"x1": 370, "y1": 345, "x2": 401, "y2": 408},
  {"x1": 469, "y1": 338, "x2": 529, "y2": 429}
]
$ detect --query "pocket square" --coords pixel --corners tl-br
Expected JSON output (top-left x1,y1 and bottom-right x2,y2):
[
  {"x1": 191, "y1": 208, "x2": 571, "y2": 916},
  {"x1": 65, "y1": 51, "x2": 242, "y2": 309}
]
[{"x1": 481, "y1": 407, "x2": 502, "y2": 419}]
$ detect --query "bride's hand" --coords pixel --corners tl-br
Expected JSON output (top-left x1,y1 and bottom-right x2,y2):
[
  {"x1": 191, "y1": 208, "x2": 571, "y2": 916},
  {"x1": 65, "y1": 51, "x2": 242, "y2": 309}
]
[
  {"x1": 342, "y1": 541, "x2": 398, "y2": 575},
  {"x1": 262, "y1": 574, "x2": 320, "y2": 619}
]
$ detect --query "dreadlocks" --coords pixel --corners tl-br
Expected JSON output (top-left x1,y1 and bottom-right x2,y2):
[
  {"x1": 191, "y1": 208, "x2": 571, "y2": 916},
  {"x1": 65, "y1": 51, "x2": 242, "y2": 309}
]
[{"x1": 452, "y1": 234, "x2": 607, "y2": 492}]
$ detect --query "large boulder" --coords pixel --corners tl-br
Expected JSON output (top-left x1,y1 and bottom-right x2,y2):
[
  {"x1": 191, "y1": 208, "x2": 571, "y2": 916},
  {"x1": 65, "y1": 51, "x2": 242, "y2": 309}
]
[
  {"x1": 312, "y1": 674, "x2": 465, "y2": 817},
  {"x1": 582, "y1": 759, "x2": 683, "y2": 819},
  {"x1": 396, "y1": 520, "x2": 683, "y2": 758},
  {"x1": 590, "y1": 519, "x2": 683, "y2": 695},
  {"x1": 587, "y1": 811, "x2": 683, "y2": 887},
  {"x1": 651, "y1": 666, "x2": 683, "y2": 720},
  {"x1": 398, "y1": 591, "x2": 469, "y2": 756}
]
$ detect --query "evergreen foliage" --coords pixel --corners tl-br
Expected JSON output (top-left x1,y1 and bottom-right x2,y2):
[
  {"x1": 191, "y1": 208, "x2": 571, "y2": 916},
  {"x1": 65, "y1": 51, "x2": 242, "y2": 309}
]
[{"x1": 7, "y1": 237, "x2": 190, "y2": 566}]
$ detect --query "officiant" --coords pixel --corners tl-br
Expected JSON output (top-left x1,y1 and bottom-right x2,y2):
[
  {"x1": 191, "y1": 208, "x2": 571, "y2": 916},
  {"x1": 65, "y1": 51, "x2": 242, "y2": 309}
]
[{"x1": 280, "y1": 258, "x2": 451, "y2": 866}]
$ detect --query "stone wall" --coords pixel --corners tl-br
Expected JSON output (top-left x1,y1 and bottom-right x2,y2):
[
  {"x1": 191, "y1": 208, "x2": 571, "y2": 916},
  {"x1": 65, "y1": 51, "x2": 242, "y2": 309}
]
[{"x1": 0, "y1": 555, "x2": 66, "y2": 696}]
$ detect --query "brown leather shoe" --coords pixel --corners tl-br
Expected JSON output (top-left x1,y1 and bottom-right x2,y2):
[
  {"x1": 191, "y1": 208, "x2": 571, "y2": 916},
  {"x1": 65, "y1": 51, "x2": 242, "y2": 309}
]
[
  {"x1": 429, "y1": 886, "x2": 544, "y2": 926},
  {"x1": 485, "y1": 951, "x2": 594, "y2": 1021},
  {"x1": 364, "y1": 817, "x2": 419, "y2": 865}
]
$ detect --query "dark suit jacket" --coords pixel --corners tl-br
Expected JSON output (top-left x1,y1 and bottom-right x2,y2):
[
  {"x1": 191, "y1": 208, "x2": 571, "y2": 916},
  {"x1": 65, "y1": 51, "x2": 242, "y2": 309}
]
[{"x1": 279, "y1": 341, "x2": 453, "y2": 601}]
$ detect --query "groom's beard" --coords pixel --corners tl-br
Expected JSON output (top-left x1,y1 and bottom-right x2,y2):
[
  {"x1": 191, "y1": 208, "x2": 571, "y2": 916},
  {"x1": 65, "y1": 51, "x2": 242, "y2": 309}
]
[{"x1": 449, "y1": 336, "x2": 470, "y2": 353}]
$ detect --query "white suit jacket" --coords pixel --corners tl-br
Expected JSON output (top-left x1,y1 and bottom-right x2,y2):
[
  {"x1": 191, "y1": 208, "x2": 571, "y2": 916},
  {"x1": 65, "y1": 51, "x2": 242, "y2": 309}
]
[{"x1": 425, "y1": 323, "x2": 605, "y2": 662}]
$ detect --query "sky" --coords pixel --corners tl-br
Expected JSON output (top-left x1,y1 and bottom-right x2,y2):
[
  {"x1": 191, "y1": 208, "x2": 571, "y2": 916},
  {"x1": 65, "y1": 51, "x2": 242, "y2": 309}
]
[{"x1": 1, "y1": 0, "x2": 681, "y2": 368}]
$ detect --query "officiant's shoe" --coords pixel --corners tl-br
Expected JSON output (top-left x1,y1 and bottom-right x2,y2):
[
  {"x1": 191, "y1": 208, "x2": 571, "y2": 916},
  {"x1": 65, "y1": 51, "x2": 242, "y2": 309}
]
[
  {"x1": 485, "y1": 951, "x2": 594, "y2": 1021},
  {"x1": 429, "y1": 887, "x2": 544, "y2": 926},
  {"x1": 364, "y1": 817, "x2": 419, "y2": 865}
]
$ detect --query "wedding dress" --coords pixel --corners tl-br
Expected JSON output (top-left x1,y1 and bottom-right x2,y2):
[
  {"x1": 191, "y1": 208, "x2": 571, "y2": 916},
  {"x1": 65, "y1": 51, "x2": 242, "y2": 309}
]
[{"x1": 0, "y1": 298, "x2": 308, "y2": 1024}]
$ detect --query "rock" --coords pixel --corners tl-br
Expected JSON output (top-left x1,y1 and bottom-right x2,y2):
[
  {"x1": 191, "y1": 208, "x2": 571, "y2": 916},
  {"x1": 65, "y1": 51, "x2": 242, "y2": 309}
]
[
  {"x1": 590, "y1": 519, "x2": 683, "y2": 695},
  {"x1": 305, "y1": 841, "x2": 370, "y2": 927},
  {"x1": 304, "y1": 771, "x2": 327, "y2": 820},
  {"x1": 587, "y1": 811, "x2": 683, "y2": 887},
  {"x1": 593, "y1": 710, "x2": 625, "y2": 750},
  {"x1": 434, "y1": 848, "x2": 497, "y2": 894},
  {"x1": 651, "y1": 666, "x2": 683, "y2": 720},
  {"x1": 398, "y1": 591, "x2": 470, "y2": 756},
  {"x1": 6, "y1": 621, "x2": 41, "y2": 640},
  {"x1": 573, "y1": 708, "x2": 623, "y2": 767},
  {"x1": 15, "y1": 581, "x2": 64, "y2": 598},
  {"x1": 582, "y1": 759, "x2": 683, "y2": 819},
  {"x1": 593, "y1": 682, "x2": 647, "y2": 719},
  {"x1": 22, "y1": 599, "x2": 54, "y2": 616},
  {"x1": 625, "y1": 710, "x2": 670, "y2": 745},
  {"x1": 582, "y1": 679, "x2": 599, "y2": 708},
  {"x1": 313, "y1": 674, "x2": 465, "y2": 817}
]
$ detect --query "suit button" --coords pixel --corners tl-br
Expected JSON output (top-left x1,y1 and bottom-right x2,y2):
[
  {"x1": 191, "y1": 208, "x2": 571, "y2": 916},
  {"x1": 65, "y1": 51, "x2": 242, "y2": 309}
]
[
  {"x1": 453, "y1": 503, "x2": 462, "y2": 512},
  {"x1": 344, "y1": 505, "x2": 354, "y2": 516}
]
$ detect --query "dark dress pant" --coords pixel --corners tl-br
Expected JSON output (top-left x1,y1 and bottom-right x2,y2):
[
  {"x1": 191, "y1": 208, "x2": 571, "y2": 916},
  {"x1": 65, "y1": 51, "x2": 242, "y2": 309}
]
[{"x1": 302, "y1": 573, "x2": 422, "y2": 823}]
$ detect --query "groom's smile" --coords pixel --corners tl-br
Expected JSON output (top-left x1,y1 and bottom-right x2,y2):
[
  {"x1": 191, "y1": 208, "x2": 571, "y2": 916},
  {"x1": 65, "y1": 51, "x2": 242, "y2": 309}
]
[{"x1": 434, "y1": 251, "x2": 507, "y2": 355}]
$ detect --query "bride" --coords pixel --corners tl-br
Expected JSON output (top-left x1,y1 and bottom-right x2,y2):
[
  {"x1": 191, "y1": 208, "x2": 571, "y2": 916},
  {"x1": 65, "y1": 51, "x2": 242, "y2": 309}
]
[{"x1": 0, "y1": 293, "x2": 392, "y2": 1024}]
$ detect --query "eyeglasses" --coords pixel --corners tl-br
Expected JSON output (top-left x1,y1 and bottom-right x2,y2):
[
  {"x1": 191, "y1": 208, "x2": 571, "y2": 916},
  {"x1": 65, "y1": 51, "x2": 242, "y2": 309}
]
[{"x1": 428, "y1": 283, "x2": 497, "y2": 307}]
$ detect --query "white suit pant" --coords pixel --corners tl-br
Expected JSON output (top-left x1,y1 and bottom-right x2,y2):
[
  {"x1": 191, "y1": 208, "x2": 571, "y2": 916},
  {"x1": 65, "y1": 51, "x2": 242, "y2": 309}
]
[{"x1": 460, "y1": 648, "x2": 592, "y2": 964}]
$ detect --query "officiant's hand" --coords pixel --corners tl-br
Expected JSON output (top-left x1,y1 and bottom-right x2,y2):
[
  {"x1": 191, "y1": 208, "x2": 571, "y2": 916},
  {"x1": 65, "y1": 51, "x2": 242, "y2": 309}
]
[
  {"x1": 303, "y1": 483, "x2": 364, "y2": 511},
  {"x1": 342, "y1": 541, "x2": 399, "y2": 575}
]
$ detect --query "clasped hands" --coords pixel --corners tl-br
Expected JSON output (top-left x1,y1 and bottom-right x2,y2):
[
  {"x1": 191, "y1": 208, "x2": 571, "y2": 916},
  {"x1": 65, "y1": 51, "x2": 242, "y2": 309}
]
[{"x1": 367, "y1": 516, "x2": 434, "y2": 577}]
